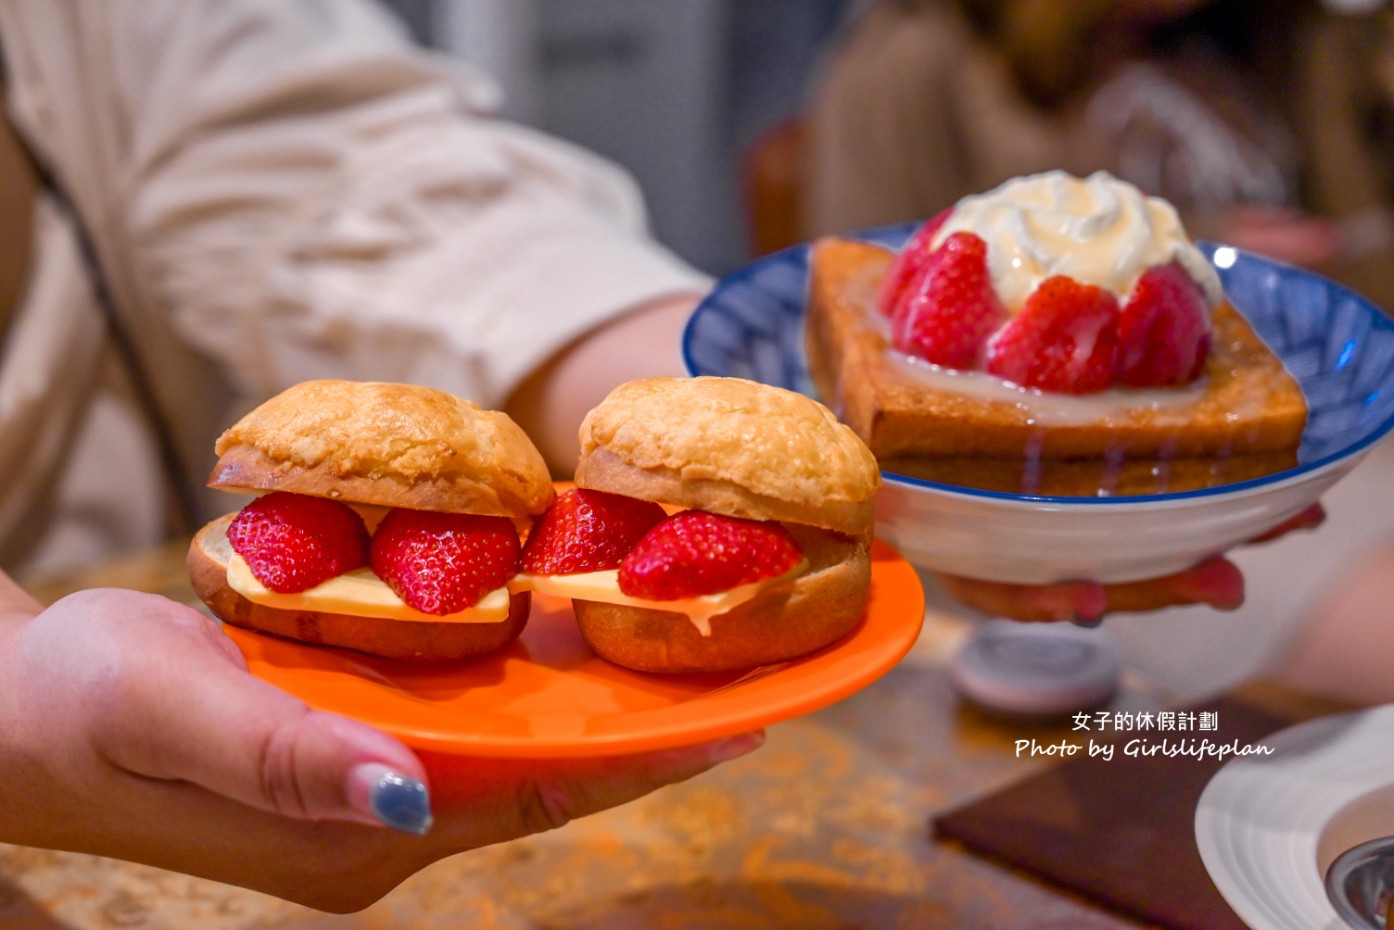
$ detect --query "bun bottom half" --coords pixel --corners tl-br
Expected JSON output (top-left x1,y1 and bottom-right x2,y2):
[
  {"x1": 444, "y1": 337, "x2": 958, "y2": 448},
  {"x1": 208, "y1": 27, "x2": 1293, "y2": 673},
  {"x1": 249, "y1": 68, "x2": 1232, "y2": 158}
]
[
  {"x1": 188, "y1": 516, "x2": 529, "y2": 662},
  {"x1": 573, "y1": 528, "x2": 871, "y2": 673}
]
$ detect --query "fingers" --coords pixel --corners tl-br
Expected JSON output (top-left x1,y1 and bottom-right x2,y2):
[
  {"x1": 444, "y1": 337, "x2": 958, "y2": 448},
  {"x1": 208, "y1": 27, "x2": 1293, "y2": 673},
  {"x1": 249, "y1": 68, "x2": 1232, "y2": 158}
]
[
  {"x1": 1247, "y1": 502, "x2": 1326, "y2": 543},
  {"x1": 515, "y1": 733, "x2": 765, "y2": 833},
  {"x1": 44, "y1": 774, "x2": 429, "y2": 913},
  {"x1": 88, "y1": 595, "x2": 432, "y2": 833},
  {"x1": 936, "y1": 556, "x2": 1245, "y2": 623},
  {"x1": 1094, "y1": 557, "x2": 1245, "y2": 614},
  {"x1": 103, "y1": 588, "x2": 760, "y2": 848},
  {"x1": 72, "y1": 586, "x2": 757, "y2": 850},
  {"x1": 935, "y1": 574, "x2": 1108, "y2": 623},
  {"x1": 71, "y1": 731, "x2": 765, "y2": 910},
  {"x1": 425, "y1": 731, "x2": 766, "y2": 846}
]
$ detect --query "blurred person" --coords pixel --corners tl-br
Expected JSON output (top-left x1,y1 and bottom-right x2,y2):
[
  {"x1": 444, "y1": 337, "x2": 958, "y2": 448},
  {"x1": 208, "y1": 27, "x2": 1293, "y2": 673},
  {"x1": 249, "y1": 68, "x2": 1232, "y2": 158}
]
[
  {"x1": 0, "y1": 0, "x2": 759, "y2": 912},
  {"x1": 802, "y1": 0, "x2": 1343, "y2": 271},
  {"x1": 1291, "y1": 0, "x2": 1394, "y2": 310}
]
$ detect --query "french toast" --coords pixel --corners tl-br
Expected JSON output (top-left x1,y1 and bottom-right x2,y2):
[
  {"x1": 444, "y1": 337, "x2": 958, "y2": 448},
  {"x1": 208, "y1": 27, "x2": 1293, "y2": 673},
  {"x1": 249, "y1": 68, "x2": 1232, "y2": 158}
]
[{"x1": 806, "y1": 237, "x2": 1308, "y2": 496}]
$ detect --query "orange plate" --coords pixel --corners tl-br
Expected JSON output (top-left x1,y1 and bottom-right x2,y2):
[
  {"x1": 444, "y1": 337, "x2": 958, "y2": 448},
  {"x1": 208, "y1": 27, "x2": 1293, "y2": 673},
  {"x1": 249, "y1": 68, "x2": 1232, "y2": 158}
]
[{"x1": 225, "y1": 540, "x2": 924, "y2": 758}]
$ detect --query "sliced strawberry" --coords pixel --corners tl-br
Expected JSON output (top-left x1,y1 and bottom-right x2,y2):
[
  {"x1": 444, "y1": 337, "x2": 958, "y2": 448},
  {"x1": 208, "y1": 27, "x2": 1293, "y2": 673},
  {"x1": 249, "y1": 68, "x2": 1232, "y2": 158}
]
[
  {"x1": 227, "y1": 492, "x2": 370, "y2": 593},
  {"x1": 521, "y1": 488, "x2": 666, "y2": 575},
  {"x1": 618, "y1": 511, "x2": 803, "y2": 600},
  {"x1": 1115, "y1": 261, "x2": 1211, "y2": 387},
  {"x1": 986, "y1": 275, "x2": 1121, "y2": 394},
  {"x1": 875, "y1": 208, "x2": 953, "y2": 318},
  {"x1": 369, "y1": 509, "x2": 520, "y2": 615},
  {"x1": 889, "y1": 230, "x2": 1007, "y2": 370}
]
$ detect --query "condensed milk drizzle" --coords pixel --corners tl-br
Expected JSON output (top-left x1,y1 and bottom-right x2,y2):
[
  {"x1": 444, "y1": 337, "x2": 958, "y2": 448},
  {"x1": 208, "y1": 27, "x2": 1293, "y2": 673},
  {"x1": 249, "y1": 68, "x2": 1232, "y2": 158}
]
[{"x1": 886, "y1": 350, "x2": 1209, "y2": 427}]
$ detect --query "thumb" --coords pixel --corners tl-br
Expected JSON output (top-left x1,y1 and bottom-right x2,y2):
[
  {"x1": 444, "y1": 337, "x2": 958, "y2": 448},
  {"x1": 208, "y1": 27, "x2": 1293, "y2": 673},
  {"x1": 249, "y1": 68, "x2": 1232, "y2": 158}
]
[
  {"x1": 425, "y1": 731, "x2": 766, "y2": 846},
  {"x1": 94, "y1": 601, "x2": 433, "y2": 834}
]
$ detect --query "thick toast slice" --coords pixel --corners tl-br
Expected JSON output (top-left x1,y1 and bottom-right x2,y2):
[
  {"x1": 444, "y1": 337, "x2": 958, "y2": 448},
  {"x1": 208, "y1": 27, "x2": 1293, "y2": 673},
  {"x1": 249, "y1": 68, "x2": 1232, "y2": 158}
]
[{"x1": 805, "y1": 238, "x2": 1307, "y2": 495}]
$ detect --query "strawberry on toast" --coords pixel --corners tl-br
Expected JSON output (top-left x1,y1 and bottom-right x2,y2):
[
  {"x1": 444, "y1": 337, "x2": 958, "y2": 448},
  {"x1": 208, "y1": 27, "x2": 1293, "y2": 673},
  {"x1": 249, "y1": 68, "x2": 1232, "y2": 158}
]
[{"x1": 806, "y1": 171, "x2": 1307, "y2": 496}]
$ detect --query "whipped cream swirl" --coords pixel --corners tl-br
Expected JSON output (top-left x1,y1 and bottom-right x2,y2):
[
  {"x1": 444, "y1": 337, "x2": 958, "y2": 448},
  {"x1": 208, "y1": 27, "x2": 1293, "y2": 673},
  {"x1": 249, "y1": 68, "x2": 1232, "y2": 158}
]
[{"x1": 932, "y1": 170, "x2": 1223, "y2": 313}]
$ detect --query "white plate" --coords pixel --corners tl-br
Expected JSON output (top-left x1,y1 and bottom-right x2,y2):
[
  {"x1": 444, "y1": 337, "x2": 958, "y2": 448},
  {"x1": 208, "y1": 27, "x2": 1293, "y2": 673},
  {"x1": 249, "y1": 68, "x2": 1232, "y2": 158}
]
[{"x1": 1195, "y1": 705, "x2": 1394, "y2": 930}]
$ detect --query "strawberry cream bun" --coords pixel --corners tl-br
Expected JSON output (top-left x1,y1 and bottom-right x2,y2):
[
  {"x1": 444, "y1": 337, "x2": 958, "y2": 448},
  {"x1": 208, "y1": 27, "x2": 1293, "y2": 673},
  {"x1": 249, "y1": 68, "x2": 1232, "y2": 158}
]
[
  {"x1": 806, "y1": 170, "x2": 1307, "y2": 495},
  {"x1": 517, "y1": 376, "x2": 881, "y2": 673},
  {"x1": 187, "y1": 380, "x2": 554, "y2": 661}
]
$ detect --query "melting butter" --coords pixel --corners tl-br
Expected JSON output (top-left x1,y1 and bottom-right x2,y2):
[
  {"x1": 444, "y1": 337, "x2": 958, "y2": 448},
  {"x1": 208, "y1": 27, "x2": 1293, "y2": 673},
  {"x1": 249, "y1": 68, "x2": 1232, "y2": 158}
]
[
  {"x1": 516, "y1": 564, "x2": 805, "y2": 637},
  {"x1": 886, "y1": 350, "x2": 1208, "y2": 426},
  {"x1": 218, "y1": 513, "x2": 802, "y2": 633},
  {"x1": 226, "y1": 554, "x2": 511, "y2": 624}
]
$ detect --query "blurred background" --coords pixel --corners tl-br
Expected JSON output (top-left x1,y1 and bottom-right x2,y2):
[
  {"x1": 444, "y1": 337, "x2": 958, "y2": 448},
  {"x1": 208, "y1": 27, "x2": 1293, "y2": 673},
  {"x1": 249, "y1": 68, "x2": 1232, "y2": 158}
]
[
  {"x1": 374, "y1": 0, "x2": 1394, "y2": 315},
  {"x1": 380, "y1": 0, "x2": 852, "y2": 277}
]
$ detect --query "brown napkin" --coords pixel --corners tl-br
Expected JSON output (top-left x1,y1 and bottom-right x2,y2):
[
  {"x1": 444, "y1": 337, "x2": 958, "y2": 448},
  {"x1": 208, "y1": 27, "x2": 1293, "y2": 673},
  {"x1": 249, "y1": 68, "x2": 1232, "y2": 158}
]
[{"x1": 933, "y1": 690, "x2": 1343, "y2": 930}]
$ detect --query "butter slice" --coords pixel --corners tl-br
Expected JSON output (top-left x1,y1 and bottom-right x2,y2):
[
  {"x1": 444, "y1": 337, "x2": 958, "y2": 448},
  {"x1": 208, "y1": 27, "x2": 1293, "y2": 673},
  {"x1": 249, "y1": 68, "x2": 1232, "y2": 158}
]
[
  {"x1": 516, "y1": 565, "x2": 804, "y2": 637},
  {"x1": 227, "y1": 554, "x2": 511, "y2": 624}
]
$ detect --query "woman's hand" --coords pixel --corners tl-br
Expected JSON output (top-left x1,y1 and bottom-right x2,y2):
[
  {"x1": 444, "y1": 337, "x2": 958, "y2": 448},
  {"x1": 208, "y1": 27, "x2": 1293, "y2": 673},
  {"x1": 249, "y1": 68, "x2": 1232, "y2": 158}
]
[
  {"x1": 0, "y1": 574, "x2": 762, "y2": 912},
  {"x1": 933, "y1": 503, "x2": 1326, "y2": 623}
]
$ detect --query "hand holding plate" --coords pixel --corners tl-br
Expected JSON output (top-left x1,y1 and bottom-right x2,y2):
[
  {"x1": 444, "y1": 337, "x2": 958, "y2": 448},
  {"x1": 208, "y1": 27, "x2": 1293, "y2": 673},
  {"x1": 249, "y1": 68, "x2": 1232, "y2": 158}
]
[{"x1": 933, "y1": 503, "x2": 1326, "y2": 623}]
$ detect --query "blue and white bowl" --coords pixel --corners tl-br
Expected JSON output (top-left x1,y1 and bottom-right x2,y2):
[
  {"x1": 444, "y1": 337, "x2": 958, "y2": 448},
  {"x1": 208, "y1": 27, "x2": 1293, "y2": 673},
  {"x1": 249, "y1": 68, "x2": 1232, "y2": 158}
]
[{"x1": 684, "y1": 227, "x2": 1394, "y2": 584}]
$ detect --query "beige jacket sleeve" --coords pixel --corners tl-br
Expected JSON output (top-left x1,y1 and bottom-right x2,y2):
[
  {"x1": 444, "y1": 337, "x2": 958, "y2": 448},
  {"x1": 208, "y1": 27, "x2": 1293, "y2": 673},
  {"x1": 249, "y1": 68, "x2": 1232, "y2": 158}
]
[{"x1": 6, "y1": 0, "x2": 708, "y2": 409}]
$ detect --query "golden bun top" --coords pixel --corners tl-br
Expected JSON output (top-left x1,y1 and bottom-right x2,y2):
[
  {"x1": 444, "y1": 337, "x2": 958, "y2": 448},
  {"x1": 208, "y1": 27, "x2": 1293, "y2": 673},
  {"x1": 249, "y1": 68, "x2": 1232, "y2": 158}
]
[
  {"x1": 575, "y1": 376, "x2": 880, "y2": 537},
  {"x1": 208, "y1": 380, "x2": 554, "y2": 524}
]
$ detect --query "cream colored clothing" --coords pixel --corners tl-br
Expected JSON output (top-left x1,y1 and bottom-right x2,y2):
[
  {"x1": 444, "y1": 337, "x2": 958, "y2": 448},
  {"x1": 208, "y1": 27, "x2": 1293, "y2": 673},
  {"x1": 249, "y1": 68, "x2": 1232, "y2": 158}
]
[{"x1": 0, "y1": 0, "x2": 707, "y2": 575}]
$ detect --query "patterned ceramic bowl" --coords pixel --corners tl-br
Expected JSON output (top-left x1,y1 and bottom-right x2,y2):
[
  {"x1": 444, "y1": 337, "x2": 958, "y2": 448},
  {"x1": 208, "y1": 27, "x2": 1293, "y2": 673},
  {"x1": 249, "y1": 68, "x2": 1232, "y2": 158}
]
[{"x1": 684, "y1": 228, "x2": 1394, "y2": 583}]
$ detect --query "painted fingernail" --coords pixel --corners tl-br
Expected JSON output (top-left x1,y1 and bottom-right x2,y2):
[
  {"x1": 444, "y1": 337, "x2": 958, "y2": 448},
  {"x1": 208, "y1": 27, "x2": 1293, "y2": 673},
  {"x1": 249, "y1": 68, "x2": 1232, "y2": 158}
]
[{"x1": 351, "y1": 764, "x2": 433, "y2": 835}]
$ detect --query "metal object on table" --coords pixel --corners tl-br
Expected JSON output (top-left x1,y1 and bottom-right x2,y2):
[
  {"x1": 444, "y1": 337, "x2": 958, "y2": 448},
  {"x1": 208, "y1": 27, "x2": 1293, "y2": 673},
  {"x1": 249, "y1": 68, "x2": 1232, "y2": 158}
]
[
  {"x1": 950, "y1": 619, "x2": 1122, "y2": 717},
  {"x1": 1327, "y1": 835, "x2": 1394, "y2": 929}
]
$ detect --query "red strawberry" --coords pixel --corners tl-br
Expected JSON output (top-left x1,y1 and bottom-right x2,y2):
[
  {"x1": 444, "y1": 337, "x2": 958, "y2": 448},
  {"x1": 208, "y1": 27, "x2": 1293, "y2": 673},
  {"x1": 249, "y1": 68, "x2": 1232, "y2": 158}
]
[
  {"x1": 227, "y1": 492, "x2": 370, "y2": 593},
  {"x1": 1115, "y1": 261, "x2": 1211, "y2": 387},
  {"x1": 369, "y1": 509, "x2": 520, "y2": 615},
  {"x1": 986, "y1": 275, "x2": 1121, "y2": 394},
  {"x1": 521, "y1": 488, "x2": 666, "y2": 575},
  {"x1": 889, "y1": 231, "x2": 1007, "y2": 370},
  {"x1": 875, "y1": 208, "x2": 953, "y2": 318},
  {"x1": 618, "y1": 511, "x2": 803, "y2": 600}
]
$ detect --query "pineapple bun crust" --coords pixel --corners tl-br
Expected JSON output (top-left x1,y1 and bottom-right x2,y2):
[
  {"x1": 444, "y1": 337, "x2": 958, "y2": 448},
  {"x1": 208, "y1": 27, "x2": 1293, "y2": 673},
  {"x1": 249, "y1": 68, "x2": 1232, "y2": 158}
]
[
  {"x1": 209, "y1": 380, "x2": 553, "y2": 522},
  {"x1": 575, "y1": 376, "x2": 880, "y2": 537}
]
